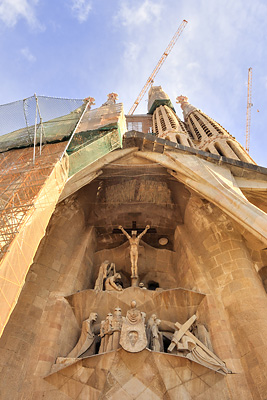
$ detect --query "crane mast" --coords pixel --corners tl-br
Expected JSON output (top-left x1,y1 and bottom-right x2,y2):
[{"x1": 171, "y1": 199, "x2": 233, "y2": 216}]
[
  {"x1": 128, "y1": 19, "x2": 188, "y2": 115},
  {"x1": 245, "y1": 67, "x2": 252, "y2": 153}
]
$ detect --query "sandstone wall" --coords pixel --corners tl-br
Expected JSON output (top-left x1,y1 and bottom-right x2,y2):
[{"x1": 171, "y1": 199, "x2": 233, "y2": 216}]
[
  {"x1": 0, "y1": 198, "x2": 96, "y2": 399},
  {"x1": 173, "y1": 195, "x2": 267, "y2": 399}
]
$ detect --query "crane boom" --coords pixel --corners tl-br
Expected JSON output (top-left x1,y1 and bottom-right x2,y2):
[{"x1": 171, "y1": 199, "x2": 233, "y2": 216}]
[
  {"x1": 245, "y1": 67, "x2": 252, "y2": 153},
  {"x1": 128, "y1": 19, "x2": 188, "y2": 115}
]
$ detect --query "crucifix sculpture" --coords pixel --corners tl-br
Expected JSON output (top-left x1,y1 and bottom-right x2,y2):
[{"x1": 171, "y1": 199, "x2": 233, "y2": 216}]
[{"x1": 118, "y1": 224, "x2": 150, "y2": 285}]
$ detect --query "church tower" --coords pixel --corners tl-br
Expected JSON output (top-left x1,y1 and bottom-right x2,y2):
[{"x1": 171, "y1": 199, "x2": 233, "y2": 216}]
[
  {"x1": 177, "y1": 94, "x2": 254, "y2": 163},
  {"x1": 0, "y1": 87, "x2": 267, "y2": 399},
  {"x1": 148, "y1": 86, "x2": 193, "y2": 147}
]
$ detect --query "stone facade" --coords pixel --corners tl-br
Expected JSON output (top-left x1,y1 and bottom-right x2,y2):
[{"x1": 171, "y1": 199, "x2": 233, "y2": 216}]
[{"x1": 1, "y1": 88, "x2": 267, "y2": 399}]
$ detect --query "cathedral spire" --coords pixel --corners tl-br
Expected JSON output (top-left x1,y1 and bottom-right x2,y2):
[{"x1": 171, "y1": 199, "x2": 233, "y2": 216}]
[
  {"x1": 176, "y1": 95, "x2": 255, "y2": 164},
  {"x1": 148, "y1": 86, "x2": 193, "y2": 147}
]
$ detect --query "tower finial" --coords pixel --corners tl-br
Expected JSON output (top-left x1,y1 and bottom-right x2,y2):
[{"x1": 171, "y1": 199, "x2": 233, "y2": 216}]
[
  {"x1": 102, "y1": 93, "x2": 118, "y2": 106},
  {"x1": 176, "y1": 95, "x2": 196, "y2": 119},
  {"x1": 83, "y1": 97, "x2": 95, "y2": 109},
  {"x1": 176, "y1": 95, "x2": 188, "y2": 108},
  {"x1": 107, "y1": 93, "x2": 118, "y2": 103}
]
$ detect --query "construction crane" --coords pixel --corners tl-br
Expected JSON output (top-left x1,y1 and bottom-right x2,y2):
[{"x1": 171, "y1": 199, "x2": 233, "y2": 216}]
[
  {"x1": 245, "y1": 67, "x2": 253, "y2": 153},
  {"x1": 128, "y1": 19, "x2": 188, "y2": 115}
]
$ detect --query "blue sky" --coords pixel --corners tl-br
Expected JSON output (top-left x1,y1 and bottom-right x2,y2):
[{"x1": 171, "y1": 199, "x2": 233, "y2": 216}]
[{"x1": 0, "y1": 0, "x2": 266, "y2": 166}]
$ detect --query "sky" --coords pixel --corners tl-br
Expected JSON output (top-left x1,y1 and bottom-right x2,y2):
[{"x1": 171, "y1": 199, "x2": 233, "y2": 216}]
[{"x1": 0, "y1": 0, "x2": 266, "y2": 166}]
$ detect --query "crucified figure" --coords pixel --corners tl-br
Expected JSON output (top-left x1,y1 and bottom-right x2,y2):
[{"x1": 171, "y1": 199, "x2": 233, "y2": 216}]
[{"x1": 118, "y1": 225, "x2": 150, "y2": 278}]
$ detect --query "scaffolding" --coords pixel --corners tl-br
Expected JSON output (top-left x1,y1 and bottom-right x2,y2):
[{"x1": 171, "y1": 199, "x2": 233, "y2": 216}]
[
  {"x1": 0, "y1": 95, "x2": 124, "y2": 337},
  {"x1": 0, "y1": 142, "x2": 68, "y2": 337},
  {"x1": 0, "y1": 143, "x2": 67, "y2": 258}
]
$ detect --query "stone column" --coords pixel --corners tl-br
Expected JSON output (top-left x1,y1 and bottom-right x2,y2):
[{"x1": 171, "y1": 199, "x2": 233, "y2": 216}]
[{"x1": 182, "y1": 196, "x2": 267, "y2": 399}]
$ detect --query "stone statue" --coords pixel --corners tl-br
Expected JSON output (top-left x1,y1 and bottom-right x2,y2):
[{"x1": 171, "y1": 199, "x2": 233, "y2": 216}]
[
  {"x1": 168, "y1": 316, "x2": 231, "y2": 374},
  {"x1": 141, "y1": 311, "x2": 146, "y2": 324},
  {"x1": 99, "y1": 314, "x2": 111, "y2": 354},
  {"x1": 146, "y1": 314, "x2": 157, "y2": 348},
  {"x1": 111, "y1": 307, "x2": 122, "y2": 350},
  {"x1": 104, "y1": 273, "x2": 123, "y2": 292},
  {"x1": 146, "y1": 314, "x2": 163, "y2": 352},
  {"x1": 98, "y1": 320, "x2": 106, "y2": 354},
  {"x1": 119, "y1": 300, "x2": 147, "y2": 352},
  {"x1": 168, "y1": 315, "x2": 197, "y2": 353},
  {"x1": 63, "y1": 305, "x2": 230, "y2": 375},
  {"x1": 151, "y1": 318, "x2": 163, "y2": 352},
  {"x1": 104, "y1": 313, "x2": 113, "y2": 352},
  {"x1": 118, "y1": 225, "x2": 150, "y2": 278},
  {"x1": 99, "y1": 308, "x2": 123, "y2": 353},
  {"x1": 67, "y1": 312, "x2": 98, "y2": 358},
  {"x1": 190, "y1": 321, "x2": 213, "y2": 351},
  {"x1": 94, "y1": 260, "x2": 116, "y2": 292}
]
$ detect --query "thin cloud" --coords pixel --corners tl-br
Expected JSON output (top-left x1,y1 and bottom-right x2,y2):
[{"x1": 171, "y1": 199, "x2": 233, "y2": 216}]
[
  {"x1": 123, "y1": 42, "x2": 141, "y2": 65},
  {"x1": 115, "y1": 0, "x2": 163, "y2": 28},
  {"x1": 20, "y1": 47, "x2": 36, "y2": 62},
  {"x1": 71, "y1": 0, "x2": 92, "y2": 23},
  {"x1": 0, "y1": 0, "x2": 40, "y2": 28}
]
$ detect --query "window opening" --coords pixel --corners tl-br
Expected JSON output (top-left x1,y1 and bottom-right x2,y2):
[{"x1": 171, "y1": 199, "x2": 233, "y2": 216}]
[
  {"x1": 127, "y1": 121, "x2": 143, "y2": 132},
  {"x1": 214, "y1": 143, "x2": 225, "y2": 157}
]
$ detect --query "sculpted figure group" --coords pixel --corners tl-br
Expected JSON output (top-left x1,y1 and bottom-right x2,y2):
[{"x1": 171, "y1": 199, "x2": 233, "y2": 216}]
[
  {"x1": 99, "y1": 307, "x2": 122, "y2": 353},
  {"x1": 61, "y1": 227, "x2": 230, "y2": 374},
  {"x1": 55, "y1": 222, "x2": 232, "y2": 377},
  {"x1": 64, "y1": 300, "x2": 230, "y2": 375},
  {"x1": 94, "y1": 224, "x2": 150, "y2": 291},
  {"x1": 94, "y1": 261, "x2": 123, "y2": 292}
]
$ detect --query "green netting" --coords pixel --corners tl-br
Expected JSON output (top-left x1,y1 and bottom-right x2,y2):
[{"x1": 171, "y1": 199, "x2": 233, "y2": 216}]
[
  {"x1": 68, "y1": 129, "x2": 122, "y2": 176},
  {"x1": 148, "y1": 99, "x2": 175, "y2": 114},
  {"x1": 0, "y1": 105, "x2": 85, "y2": 153},
  {"x1": 0, "y1": 96, "x2": 125, "y2": 181},
  {"x1": 0, "y1": 96, "x2": 85, "y2": 153},
  {"x1": 67, "y1": 123, "x2": 118, "y2": 154}
]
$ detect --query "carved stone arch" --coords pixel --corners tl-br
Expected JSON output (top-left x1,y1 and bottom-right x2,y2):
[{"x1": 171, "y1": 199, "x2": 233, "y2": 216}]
[{"x1": 134, "y1": 150, "x2": 267, "y2": 247}]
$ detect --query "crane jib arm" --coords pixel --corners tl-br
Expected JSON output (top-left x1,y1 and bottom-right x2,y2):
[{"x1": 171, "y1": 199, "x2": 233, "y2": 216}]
[{"x1": 128, "y1": 19, "x2": 188, "y2": 115}]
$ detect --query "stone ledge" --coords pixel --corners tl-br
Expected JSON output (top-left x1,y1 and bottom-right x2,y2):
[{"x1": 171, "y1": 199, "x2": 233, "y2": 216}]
[{"x1": 123, "y1": 131, "x2": 267, "y2": 180}]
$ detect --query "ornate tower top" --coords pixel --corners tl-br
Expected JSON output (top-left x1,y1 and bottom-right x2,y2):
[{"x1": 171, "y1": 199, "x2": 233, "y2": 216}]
[
  {"x1": 176, "y1": 95, "x2": 188, "y2": 106},
  {"x1": 148, "y1": 86, "x2": 175, "y2": 114},
  {"x1": 147, "y1": 87, "x2": 193, "y2": 146},
  {"x1": 176, "y1": 94, "x2": 254, "y2": 163},
  {"x1": 83, "y1": 97, "x2": 96, "y2": 108},
  {"x1": 102, "y1": 93, "x2": 119, "y2": 106},
  {"x1": 176, "y1": 95, "x2": 197, "y2": 119}
]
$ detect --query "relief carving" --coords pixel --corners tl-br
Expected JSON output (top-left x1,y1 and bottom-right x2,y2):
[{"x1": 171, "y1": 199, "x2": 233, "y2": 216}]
[
  {"x1": 99, "y1": 308, "x2": 123, "y2": 353},
  {"x1": 104, "y1": 273, "x2": 123, "y2": 292},
  {"x1": 56, "y1": 299, "x2": 231, "y2": 375},
  {"x1": 119, "y1": 300, "x2": 147, "y2": 353},
  {"x1": 191, "y1": 321, "x2": 213, "y2": 351},
  {"x1": 94, "y1": 261, "x2": 119, "y2": 292},
  {"x1": 168, "y1": 316, "x2": 231, "y2": 374}
]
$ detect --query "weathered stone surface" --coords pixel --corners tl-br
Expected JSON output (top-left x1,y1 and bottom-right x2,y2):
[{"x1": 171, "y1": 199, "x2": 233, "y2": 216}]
[
  {"x1": 1, "y1": 96, "x2": 267, "y2": 400},
  {"x1": 46, "y1": 349, "x2": 233, "y2": 399}
]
